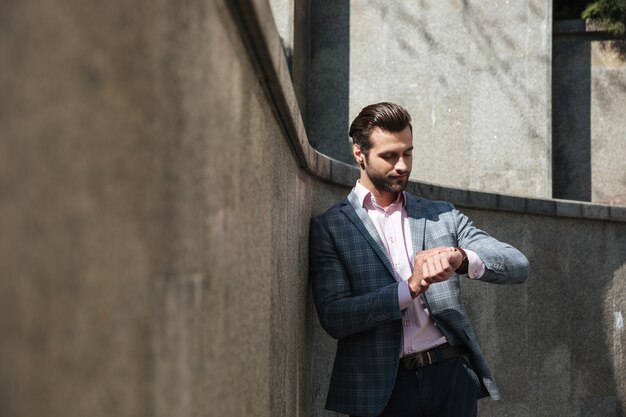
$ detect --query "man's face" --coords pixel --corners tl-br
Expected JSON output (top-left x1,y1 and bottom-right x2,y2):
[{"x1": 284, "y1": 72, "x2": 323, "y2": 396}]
[{"x1": 356, "y1": 126, "x2": 413, "y2": 194}]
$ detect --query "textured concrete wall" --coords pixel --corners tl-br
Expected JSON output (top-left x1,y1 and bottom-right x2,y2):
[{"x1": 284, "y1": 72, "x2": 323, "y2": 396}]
[
  {"x1": 269, "y1": 0, "x2": 294, "y2": 51},
  {"x1": 0, "y1": 1, "x2": 163, "y2": 415},
  {"x1": 268, "y1": 0, "x2": 309, "y2": 124},
  {"x1": 1, "y1": 2, "x2": 625, "y2": 417},
  {"x1": 553, "y1": 20, "x2": 626, "y2": 205},
  {"x1": 445, "y1": 210, "x2": 626, "y2": 417},
  {"x1": 0, "y1": 1, "x2": 320, "y2": 416},
  {"x1": 309, "y1": 0, "x2": 553, "y2": 199}
]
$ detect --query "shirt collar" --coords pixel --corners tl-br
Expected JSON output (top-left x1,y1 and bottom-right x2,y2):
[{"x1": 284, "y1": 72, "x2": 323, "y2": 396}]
[{"x1": 354, "y1": 180, "x2": 406, "y2": 209}]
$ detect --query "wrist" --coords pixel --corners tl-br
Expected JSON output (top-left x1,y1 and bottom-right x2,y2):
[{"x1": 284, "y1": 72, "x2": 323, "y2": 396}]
[{"x1": 408, "y1": 282, "x2": 420, "y2": 299}]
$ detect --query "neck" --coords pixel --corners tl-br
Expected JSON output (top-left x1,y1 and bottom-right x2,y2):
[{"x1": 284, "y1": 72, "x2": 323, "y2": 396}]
[{"x1": 359, "y1": 176, "x2": 398, "y2": 208}]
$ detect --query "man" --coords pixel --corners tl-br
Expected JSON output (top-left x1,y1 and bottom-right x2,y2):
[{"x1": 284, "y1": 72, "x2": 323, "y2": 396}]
[{"x1": 309, "y1": 102, "x2": 529, "y2": 417}]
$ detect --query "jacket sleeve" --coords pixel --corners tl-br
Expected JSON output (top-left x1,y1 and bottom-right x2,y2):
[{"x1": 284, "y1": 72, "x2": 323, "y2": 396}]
[
  {"x1": 309, "y1": 216, "x2": 403, "y2": 340},
  {"x1": 451, "y1": 204, "x2": 529, "y2": 284}
]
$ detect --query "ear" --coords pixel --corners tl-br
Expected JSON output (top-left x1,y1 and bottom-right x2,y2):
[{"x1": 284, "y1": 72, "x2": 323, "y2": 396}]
[{"x1": 353, "y1": 144, "x2": 365, "y2": 168}]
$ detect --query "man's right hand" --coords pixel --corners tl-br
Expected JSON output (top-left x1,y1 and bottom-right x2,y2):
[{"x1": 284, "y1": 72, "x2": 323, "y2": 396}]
[{"x1": 407, "y1": 247, "x2": 461, "y2": 298}]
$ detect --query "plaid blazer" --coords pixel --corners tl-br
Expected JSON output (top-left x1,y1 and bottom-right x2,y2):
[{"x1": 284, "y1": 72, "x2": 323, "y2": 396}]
[{"x1": 309, "y1": 189, "x2": 529, "y2": 417}]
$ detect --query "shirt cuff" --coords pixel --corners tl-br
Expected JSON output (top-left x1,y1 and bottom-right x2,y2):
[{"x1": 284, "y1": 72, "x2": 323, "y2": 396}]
[
  {"x1": 465, "y1": 249, "x2": 485, "y2": 279},
  {"x1": 398, "y1": 280, "x2": 414, "y2": 310}
]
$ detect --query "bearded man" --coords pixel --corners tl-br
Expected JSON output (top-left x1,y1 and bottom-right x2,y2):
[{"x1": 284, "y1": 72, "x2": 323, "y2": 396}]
[{"x1": 309, "y1": 102, "x2": 529, "y2": 417}]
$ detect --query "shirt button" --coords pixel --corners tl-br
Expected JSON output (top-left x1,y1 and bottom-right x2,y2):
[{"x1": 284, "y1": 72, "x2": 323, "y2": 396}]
[{"x1": 404, "y1": 321, "x2": 409, "y2": 327}]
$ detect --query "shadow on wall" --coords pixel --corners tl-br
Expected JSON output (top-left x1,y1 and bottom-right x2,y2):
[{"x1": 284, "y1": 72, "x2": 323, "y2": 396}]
[
  {"x1": 369, "y1": 1, "x2": 548, "y2": 144},
  {"x1": 308, "y1": 0, "x2": 352, "y2": 164},
  {"x1": 552, "y1": 24, "x2": 592, "y2": 201}
]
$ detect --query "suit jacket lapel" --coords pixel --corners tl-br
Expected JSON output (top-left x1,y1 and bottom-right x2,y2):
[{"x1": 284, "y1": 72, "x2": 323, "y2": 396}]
[
  {"x1": 343, "y1": 191, "x2": 396, "y2": 277},
  {"x1": 406, "y1": 194, "x2": 443, "y2": 307},
  {"x1": 405, "y1": 194, "x2": 426, "y2": 255}
]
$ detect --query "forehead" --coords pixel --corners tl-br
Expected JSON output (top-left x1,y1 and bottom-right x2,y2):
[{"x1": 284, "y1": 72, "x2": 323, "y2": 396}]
[{"x1": 369, "y1": 127, "x2": 413, "y2": 151}]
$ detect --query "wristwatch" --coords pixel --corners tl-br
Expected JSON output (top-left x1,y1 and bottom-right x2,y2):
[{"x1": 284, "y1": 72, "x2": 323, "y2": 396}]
[{"x1": 454, "y1": 247, "x2": 469, "y2": 275}]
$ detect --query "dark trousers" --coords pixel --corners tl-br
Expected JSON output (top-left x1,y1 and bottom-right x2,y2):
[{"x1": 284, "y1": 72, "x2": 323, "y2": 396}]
[{"x1": 353, "y1": 356, "x2": 480, "y2": 417}]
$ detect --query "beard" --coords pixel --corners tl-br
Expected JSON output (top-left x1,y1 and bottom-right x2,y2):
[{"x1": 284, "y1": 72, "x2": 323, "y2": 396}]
[{"x1": 364, "y1": 165, "x2": 409, "y2": 193}]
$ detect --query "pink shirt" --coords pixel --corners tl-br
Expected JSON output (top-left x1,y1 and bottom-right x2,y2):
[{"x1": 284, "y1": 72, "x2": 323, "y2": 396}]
[{"x1": 354, "y1": 181, "x2": 484, "y2": 356}]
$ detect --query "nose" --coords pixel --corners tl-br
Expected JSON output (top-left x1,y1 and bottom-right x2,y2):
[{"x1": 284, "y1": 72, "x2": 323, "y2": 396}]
[{"x1": 395, "y1": 157, "x2": 408, "y2": 173}]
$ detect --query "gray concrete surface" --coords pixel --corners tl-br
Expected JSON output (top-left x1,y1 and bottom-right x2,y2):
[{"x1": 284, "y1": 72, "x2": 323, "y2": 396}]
[
  {"x1": 552, "y1": 20, "x2": 592, "y2": 202},
  {"x1": 1, "y1": 1, "x2": 625, "y2": 417},
  {"x1": 590, "y1": 42, "x2": 626, "y2": 205},
  {"x1": 269, "y1": 0, "x2": 294, "y2": 52},
  {"x1": 553, "y1": 20, "x2": 626, "y2": 205},
  {"x1": 309, "y1": 0, "x2": 553, "y2": 199},
  {"x1": 1, "y1": 0, "x2": 315, "y2": 416}
]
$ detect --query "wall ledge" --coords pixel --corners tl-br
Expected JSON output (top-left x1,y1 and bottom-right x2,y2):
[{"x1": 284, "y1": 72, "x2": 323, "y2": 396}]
[
  {"x1": 228, "y1": 0, "x2": 626, "y2": 223},
  {"x1": 554, "y1": 18, "x2": 626, "y2": 39}
]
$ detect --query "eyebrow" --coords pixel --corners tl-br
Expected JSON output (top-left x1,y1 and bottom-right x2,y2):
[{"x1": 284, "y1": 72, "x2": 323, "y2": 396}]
[{"x1": 379, "y1": 147, "x2": 413, "y2": 155}]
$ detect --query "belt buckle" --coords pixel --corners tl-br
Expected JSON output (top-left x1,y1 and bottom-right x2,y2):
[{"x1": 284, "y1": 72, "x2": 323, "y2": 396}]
[
  {"x1": 417, "y1": 351, "x2": 432, "y2": 367},
  {"x1": 406, "y1": 351, "x2": 432, "y2": 369},
  {"x1": 415, "y1": 353, "x2": 426, "y2": 367}
]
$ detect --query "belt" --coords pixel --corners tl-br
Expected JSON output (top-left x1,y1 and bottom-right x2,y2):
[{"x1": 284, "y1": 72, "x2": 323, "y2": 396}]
[{"x1": 401, "y1": 343, "x2": 469, "y2": 370}]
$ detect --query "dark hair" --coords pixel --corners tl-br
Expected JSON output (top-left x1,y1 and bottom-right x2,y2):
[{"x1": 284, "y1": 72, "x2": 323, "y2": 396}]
[{"x1": 349, "y1": 102, "x2": 412, "y2": 155}]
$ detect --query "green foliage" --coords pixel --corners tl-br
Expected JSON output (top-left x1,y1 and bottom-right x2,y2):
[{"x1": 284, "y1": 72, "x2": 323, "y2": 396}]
[{"x1": 582, "y1": 0, "x2": 626, "y2": 36}]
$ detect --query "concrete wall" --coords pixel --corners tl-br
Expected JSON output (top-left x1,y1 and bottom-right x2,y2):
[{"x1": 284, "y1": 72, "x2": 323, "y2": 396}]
[
  {"x1": 1, "y1": 2, "x2": 625, "y2": 417},
  {"x1": 309, "y1": 0, "x2": 553, "y2": 199},
  {"x1": 553, "y1": 20, "x2": 626, "y2": 205},
  {"x1": 0, "y1": 0, "x2": 319, "y2": 416},
  {"x1": 268, "y1": 0, "x2": 309, "y2": 123}
]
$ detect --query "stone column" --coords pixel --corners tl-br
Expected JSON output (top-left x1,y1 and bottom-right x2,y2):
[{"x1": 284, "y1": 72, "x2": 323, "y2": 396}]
[{"x1": 309, "y1": 0, "x2": 553, "y2": 198}]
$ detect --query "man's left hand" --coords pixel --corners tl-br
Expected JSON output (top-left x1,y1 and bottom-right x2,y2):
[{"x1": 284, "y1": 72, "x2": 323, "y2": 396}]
[{"x1": 419, "y1": 247, "x2": 464, "y2": 285}]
